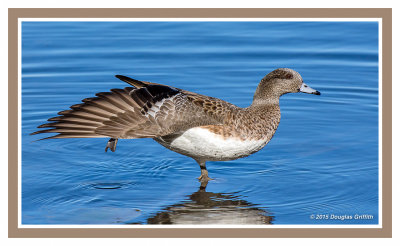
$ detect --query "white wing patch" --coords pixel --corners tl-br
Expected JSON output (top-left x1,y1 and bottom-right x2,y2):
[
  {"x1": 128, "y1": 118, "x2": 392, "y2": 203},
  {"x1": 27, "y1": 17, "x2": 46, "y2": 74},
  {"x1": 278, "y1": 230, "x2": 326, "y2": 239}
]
[{"x1": 143, "y1": 94, "x2": 178, "y2": 119}]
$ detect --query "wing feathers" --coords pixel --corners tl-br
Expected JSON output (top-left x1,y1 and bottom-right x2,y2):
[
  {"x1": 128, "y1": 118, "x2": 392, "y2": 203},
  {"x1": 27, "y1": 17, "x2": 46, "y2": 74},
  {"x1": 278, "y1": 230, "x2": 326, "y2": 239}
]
[
  {"x1": 32, "y1": 75, "x2": 236, "y2": 141},
  {"x1": 110, "y1": 88, "x2": 137, "y2": 108},
  {"x1": 115, "y1": 75, "x2": 147, "y2": 88}
]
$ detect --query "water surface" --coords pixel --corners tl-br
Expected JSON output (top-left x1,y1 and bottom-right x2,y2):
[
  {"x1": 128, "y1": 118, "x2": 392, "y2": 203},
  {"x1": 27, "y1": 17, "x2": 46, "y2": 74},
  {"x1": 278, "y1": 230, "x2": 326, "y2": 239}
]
[{"x1": 22, "y1": 21, "x2": 379, "y2": 225}]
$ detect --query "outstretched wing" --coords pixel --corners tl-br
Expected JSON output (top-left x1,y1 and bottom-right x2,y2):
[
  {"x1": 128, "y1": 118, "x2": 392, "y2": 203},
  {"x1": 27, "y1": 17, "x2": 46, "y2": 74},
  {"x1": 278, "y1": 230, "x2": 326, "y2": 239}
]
[{"x1": 31, "y1": 76, "x2": 238, "y2": 140}]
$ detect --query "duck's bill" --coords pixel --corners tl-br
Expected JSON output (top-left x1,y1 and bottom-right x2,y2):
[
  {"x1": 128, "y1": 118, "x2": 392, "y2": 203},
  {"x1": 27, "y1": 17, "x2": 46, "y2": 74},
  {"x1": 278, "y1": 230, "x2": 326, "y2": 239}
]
[{"x1": 299, "y1": 82, "x2": 321, "y2": 95}]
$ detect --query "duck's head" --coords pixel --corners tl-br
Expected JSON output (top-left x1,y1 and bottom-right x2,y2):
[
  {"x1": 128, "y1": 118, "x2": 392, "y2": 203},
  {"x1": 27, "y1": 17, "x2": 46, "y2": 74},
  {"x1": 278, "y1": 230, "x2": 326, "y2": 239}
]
[{"x1": 252, "y1": 68, "x2": 320, "y2": 105}]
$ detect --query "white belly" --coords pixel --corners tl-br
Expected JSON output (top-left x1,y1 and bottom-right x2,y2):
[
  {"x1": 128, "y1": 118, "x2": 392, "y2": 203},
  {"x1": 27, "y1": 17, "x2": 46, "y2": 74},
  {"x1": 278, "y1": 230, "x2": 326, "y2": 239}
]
[{"x1": 156, "y1": 127, "x2": 268, "y2": 161}]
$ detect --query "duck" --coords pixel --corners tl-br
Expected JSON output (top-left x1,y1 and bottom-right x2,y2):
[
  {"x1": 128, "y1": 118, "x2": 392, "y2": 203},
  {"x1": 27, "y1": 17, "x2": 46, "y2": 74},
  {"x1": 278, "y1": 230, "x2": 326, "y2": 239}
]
[{"x1": 32, "y1": 68, "x2": 320, "y2": 185}]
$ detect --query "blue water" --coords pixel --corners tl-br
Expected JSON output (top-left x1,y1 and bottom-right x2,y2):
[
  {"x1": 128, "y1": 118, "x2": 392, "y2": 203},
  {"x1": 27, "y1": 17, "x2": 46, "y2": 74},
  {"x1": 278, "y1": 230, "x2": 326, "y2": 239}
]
[{"x1": 21, "y1": 21, "x2": 379, "y2": 225}]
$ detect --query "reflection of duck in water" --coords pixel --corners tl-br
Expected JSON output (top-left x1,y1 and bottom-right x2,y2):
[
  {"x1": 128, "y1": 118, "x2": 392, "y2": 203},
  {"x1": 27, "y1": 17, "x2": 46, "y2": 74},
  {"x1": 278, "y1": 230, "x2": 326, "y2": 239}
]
[
  {"x1": 144, "y1": 186, "x2": 274, "y2": 225},
  {"x1": 33, "y1": 68, "x2": 320, "y2": 185}
]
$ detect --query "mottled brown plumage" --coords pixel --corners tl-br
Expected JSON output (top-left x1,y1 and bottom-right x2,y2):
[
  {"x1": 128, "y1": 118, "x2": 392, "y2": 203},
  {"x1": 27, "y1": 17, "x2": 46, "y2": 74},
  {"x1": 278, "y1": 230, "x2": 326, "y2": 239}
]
[{"x1": 32, "y1": 68, "x2": 320, "y2": 185}]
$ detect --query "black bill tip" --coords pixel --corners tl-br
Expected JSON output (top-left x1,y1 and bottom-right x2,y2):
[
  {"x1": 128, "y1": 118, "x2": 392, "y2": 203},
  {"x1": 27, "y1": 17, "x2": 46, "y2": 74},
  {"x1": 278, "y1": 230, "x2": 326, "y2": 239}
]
[{"x1": 314, "y1": 91, "x2": 321, "y2": 95}]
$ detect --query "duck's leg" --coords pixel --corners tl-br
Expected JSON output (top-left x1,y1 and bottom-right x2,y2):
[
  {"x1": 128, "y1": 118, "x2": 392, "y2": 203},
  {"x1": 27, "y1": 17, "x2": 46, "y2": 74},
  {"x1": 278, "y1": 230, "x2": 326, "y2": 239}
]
[
  {"x1": 196, "y1": 160, "x2": 212, "y2": 184},
  {"x1": 105, "y1": 138, "x2": 118, "y2": 152}
]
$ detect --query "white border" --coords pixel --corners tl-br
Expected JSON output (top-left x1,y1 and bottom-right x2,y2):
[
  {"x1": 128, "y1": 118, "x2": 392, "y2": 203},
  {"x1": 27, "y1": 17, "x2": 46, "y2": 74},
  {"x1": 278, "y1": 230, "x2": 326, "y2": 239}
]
[{"x1": 18, "y1": 18, "x2": 383, "y2": 229}]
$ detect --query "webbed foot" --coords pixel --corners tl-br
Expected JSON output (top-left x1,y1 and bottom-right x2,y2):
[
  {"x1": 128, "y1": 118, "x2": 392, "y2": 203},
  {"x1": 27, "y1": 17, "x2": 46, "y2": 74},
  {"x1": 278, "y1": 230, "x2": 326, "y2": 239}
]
[
  {"x1": 105, "y1": 138, "x2": 118, "y2": 152},
  {"x1": 198, "y1": 174, "x2": 212, "y2": 189},
  {"x1": 195, "y1": 160, "x2": 213, "y2": 188},
  {"x1": 197, "y1": 174, "x2": 213, "y2": 182}
]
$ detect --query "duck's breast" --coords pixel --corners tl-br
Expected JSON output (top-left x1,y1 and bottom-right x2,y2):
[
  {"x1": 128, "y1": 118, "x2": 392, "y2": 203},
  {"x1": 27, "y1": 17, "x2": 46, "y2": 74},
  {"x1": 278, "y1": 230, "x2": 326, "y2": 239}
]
[{"x1": 155, "y1": 126, "x2": 269, "y2": 161}]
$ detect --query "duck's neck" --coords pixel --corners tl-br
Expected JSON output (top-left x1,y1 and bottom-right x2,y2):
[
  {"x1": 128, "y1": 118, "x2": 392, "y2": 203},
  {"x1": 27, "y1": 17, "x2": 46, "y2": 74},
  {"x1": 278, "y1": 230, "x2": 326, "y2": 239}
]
[
  {"x1": 251, "y1": 84, "x2": 282, "y2": 105},
  {"x1": 239, "y1": 99, "x2": 281, "y2": 142},
  {"x1": 250, "y1": 95, "x2": 280, "y2": 107},
  {"x1": 252, "y1": 77, "x2": 284, "y2": 105},
  {"x1": 246, "y1": 95, "x2": 281, "y2": 123}
]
